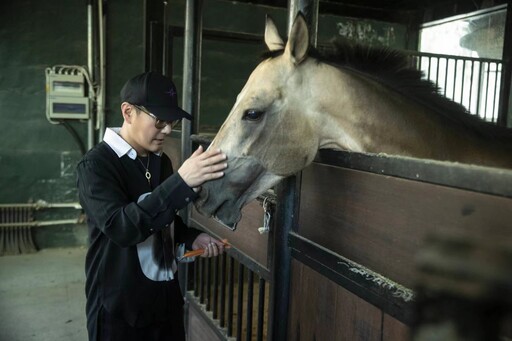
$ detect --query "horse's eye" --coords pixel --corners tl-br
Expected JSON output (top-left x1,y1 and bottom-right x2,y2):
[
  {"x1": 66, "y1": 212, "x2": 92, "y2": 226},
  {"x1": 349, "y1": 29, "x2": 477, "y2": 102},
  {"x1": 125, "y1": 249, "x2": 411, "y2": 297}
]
[{"x1": 243, "y1": 109, "x2": 264, "y2": 121}]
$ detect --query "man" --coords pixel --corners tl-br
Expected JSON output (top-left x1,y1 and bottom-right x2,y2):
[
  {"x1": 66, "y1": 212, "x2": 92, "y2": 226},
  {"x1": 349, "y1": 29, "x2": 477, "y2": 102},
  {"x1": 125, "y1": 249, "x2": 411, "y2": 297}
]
[{"x1": 76, "y1": 71, "x2": 227, "y2": 340}]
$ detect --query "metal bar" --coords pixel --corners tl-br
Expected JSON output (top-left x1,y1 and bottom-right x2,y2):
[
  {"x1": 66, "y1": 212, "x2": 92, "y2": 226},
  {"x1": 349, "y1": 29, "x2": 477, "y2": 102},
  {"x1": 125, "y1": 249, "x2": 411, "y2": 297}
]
[
  {"x1": 96, "y1": 0, "x2": 106, "y2": 141},
  {"x1": 492, "y1": 62, "x2": 500, "y2": 122},
  {"x1": 452, "y1": 59, "x2": 458, "y2": 101},
  {"x1": 256, "y1": 277, "x2": 265, "y2": 341},
  {"x1": 444, "y1": 57, "x2": 449, "y2": 97},
  {"x1": 460, "y1": 59, "x2": 466, "y2": 105},
  {"x1": 484, "y1": 62, "x2": 491, "y2": 120},
  {"x1": 476, "y1": 61, "x2": 483, "y2": 117},
  {"x1": 193, "y1": 256, "x2": 199, "y2": 296},
  {"x1": 212, "y1": 255, "x2": 219, "y2": 319},
  {"x1": 220, "y1": 252, "x2": 227, "y2": 328},
  {"x1": 86, "y1": 0, "x2": 95, "y2": 150},
  {"x1": 181, "y1": 0, "x2": 203, "y2": 223},
  {"x1": 200, "y1": 257, "x2": 205, "y2": 304},
  {"x1": 188, "y1": 219, "x2": 272, "y2": 280},
  {"x1": 206, "y1": 257, "x2": 211, "y2": 311},
  {"x1": 427, "y1": 56, "x2": 431, "y2": 79},
  {"x1": 269, "y1": 174, "x2": 301, "y2": 341},
  {"x1": 0, "y1": 202, "x2": 82, "y2": 209},
  {"x1": 236, "y1": 263, "x2": 245, "y2": 341},
  {"x1": 316, "y1": 150, "x2": 512, "y2": 198},
  {"x1": 497, "y1": 3, "x2": 512, "y2": 127},
  {"x1": 408, "y1": 50, "x2": 502, "y2": 64},
  {"x1": 289, "y1": 232, "x2": 415, "y2": 325},
  {"x1": 170, "y1": 26, "x2": 263, "y2": 45},
  {"x1": 227, "y1": 256, "x2": 235, "y2": 336},
  {"x1": 245, "y1": 270, "x2": 254, "y2": 341},
  {"x1": 0, "y1": 219, "x2": 80, "y2": 228},
  {"x1": 469, "y1": 60, "x2": 475, "y2": 113},
  {"x1": 434, "y1": 56, "x2": 440, "y2": 89}
]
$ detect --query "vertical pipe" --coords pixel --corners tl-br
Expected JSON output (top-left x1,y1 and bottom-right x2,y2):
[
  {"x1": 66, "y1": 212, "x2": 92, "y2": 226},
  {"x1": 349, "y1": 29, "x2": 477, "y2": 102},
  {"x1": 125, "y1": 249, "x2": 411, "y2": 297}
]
[
  {"x1": 245, "y1": 270, "x2": 254, "y2": 341},
  {"x1": 476, "y1": 61, "x2": 482, "y2": 118},
  {"x1": 288, "y1": 0, "x2": 319, "y2": 47},
  {"x1": 200, "y1": 258, "x2": 205, "y2": 304},
  {"x1": 461, "y1": 59, "x2": 466, "y2": 105},
  {"x1": 492, "y1": 63, "x2": 500, "y2": 122},
  {"x1": 87, "y1": 0, "x2": 95, "y2": 150},
  {"x1": 497, "y1": 3, "x2": 511, "y2": 127},
  {"x1": 206, "y1": 257, "x2": 211, "y2": 311},
  {"x1": 227, "y1": 257, "x2": 235, "y2": 336},
  {"x1": 162, "y1": 1, "x2": 169, "y2": 75},
  {"x1": 469, "y1": 60, "x2": 475, "y2": 113},
  {"x1": 220, "y1": 253, "x2": 227, "y2": 327},
  {"x1": 435, "y1": 56, "x2": 440, "y2": 89},
  {"x1": 193, "y1": 256, "x2": 199, "y2": 296},
  {"x1": 484, "y1": 62, "x2": 491, "y2": 120},
  {"x1": 97, "y1": 0, "x2": 106, "y2": 142},
  {"x1": 269, "y1": 2, "x2": 317, "y2": 340},
  {"x1": 256, "y1": 277, "x2": 265, "y2": 341},
  {"x1": 213, "y1": 255, "x2": 219, "y2": 319},
  {"x1": 181, "y1": 0, "x2": 203, "y2": 223},
  {"x1": 236, "y1": 264, "x2": 245, "y2": 341}
]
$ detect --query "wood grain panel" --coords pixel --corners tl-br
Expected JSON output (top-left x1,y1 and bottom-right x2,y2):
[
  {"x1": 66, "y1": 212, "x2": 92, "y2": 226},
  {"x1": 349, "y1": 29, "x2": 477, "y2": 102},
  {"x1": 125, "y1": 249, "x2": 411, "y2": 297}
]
[
  {"x1": 191, "y1": 200, "x2": 269, "y2": 269},
  {"x1": 187, "y1": 301, "x2": 223, "y2": 341},
  {"x1": 288, "y1": 261, "x2": 383, "y2": 341},
  {"x1": 382, "y1": 314, "x2": 410, "y2": 341},
  {"x1": 298, "y1": 163, "x2": 512, "y2": 287}
]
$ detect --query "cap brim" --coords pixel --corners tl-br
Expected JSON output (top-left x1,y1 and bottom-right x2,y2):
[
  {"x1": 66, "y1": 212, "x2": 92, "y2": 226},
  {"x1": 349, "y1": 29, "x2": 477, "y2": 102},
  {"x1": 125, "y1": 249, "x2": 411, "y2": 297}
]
[{"x1": 147, "y1": 105, "x2": 193, "y2": 121}]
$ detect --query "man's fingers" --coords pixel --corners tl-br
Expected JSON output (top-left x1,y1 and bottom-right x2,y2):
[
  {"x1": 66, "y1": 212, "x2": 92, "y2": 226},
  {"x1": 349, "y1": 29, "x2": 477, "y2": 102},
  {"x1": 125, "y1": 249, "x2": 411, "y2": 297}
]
[{"x1": 191, "y1": 145, "x2": 204, "y2": 157}]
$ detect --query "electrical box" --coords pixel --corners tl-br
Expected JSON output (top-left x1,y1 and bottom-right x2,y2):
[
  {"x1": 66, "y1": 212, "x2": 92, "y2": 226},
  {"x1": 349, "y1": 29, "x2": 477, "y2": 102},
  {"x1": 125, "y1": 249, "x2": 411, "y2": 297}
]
[{"x1": 46, "y1": 72, "x2": 90, "y2": 119}]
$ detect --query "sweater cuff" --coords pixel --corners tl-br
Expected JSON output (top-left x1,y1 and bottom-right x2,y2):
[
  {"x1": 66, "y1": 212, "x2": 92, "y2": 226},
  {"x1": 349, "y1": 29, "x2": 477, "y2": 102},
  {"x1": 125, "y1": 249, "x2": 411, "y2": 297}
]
[{"x1": 137, "y1": 173, "x2": 198, "y2": 217}]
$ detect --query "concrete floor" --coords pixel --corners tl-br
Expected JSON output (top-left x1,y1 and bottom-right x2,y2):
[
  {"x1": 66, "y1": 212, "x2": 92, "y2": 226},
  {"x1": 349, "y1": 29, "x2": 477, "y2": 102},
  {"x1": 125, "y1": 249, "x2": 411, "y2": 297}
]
[{"x1": 0, "y1": 247, "x2": 88, "y2": 341}]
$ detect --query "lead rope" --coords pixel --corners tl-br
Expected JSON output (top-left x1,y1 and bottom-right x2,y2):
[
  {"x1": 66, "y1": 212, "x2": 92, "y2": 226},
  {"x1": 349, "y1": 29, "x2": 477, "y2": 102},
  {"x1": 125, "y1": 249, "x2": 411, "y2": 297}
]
[{"x1": 258, "y1": 197, "x2": 272, "y2": 234}]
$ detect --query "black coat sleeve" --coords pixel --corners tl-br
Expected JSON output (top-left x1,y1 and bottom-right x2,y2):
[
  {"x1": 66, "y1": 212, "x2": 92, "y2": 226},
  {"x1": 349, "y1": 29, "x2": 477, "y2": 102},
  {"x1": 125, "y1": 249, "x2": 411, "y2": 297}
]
[{"x1": 77, "y1": 151, "x2": 198, "y2": 247}]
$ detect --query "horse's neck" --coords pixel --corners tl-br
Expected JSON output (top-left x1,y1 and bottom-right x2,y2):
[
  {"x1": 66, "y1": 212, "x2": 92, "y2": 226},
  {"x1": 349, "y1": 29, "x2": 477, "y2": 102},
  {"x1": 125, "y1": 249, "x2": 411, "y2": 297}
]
[{"x1": 311, "y1": 66, "x2": 512, "y2": 169}]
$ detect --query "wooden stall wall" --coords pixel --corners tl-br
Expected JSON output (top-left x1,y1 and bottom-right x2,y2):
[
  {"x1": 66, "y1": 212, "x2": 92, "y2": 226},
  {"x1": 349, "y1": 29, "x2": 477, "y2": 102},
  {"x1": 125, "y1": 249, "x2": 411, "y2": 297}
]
[{"x1": 287, "y1": 151, "x2": 512, "y2": 340}]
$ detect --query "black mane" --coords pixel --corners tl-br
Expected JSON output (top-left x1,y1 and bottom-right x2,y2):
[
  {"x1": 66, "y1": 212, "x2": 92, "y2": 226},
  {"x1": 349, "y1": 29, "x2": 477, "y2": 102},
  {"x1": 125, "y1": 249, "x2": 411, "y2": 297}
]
[{"x1": 262, "y1": 40, "x2": 512, "y2": 145}]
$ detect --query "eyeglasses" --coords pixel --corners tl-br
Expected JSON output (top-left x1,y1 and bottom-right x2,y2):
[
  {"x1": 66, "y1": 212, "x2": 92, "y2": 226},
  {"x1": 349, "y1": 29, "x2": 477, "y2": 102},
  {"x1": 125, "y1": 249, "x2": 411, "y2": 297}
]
[{"x1": 132, "y1": 104, "x2": 182, "y2": 130}]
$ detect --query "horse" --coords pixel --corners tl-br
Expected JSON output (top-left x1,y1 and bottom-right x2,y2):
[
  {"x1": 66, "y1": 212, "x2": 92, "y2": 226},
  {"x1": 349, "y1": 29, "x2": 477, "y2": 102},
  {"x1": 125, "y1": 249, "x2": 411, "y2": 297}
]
[{"x1": 194, "y1": 14, "x2": 512, "y2": 228}]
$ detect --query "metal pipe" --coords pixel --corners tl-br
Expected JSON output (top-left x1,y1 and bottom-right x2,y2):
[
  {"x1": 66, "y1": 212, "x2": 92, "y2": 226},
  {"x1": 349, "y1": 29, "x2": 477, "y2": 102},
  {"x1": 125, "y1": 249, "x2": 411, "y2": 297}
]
[
  {"x1": 87, "y1": 0, "x2": 95, "y2": 150},
  {"x1": 287, "y1": 0, "x2": 319, "y2": 47},
  {"x1": 97, "y1": 0, "x2": 107, "y2": 141},
  {"x1": 180, "y1": 0, "x2": 203, "y2": 223},
  {"x1": 0, "y1": 201, "x2": 82, "y2": 210},
  {"x1": 0, "y1": 219, "x2": 81, "y2": 228},
  {"x1": 497, "y1": 3, "x2": 512, "y2": 127},
  {"x1": 162, "y1": 1, "x2": 169, "y2": 75},
  {"x1": 236, "y1": 263, "x2": 244, "y2": 341}
]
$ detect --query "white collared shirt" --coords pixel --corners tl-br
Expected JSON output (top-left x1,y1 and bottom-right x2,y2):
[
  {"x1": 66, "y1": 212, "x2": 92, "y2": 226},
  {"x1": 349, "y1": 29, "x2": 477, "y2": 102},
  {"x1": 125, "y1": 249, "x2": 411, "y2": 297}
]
[{"x1": 103, "y1": 127, "x2": 161, "y2": 160}]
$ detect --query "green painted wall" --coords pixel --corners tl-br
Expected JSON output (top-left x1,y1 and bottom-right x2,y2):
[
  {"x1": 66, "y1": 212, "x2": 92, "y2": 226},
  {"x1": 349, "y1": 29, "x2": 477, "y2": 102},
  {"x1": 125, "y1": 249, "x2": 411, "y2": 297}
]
[
  {"x1": 0, "y1": 0, "x2": 407, "y2": 248},
  {"x1": 0, "y1": 0, "x2": 144, "y2": 248}
]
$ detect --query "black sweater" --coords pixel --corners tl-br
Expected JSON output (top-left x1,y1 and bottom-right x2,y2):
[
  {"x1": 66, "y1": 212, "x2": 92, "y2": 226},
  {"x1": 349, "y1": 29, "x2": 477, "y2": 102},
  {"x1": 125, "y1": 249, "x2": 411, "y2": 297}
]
[{"x1": 76, "y1": 142, "x2": 200, "y2": 329}]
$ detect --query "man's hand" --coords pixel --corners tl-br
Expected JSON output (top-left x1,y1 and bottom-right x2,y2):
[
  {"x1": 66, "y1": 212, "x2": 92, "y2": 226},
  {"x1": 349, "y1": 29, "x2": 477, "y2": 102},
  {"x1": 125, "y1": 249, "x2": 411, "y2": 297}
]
[
  {"x1": 178, "y1": 145, "x2": 227, "y2": 188},
  {"x1": 191, "y1": 233, "x2": 227, "y2": 258}
]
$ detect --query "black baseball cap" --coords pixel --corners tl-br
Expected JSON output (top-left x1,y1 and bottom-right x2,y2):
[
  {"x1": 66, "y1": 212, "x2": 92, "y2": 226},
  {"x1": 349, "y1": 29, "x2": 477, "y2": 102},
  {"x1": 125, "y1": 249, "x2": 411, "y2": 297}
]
[{"x1": 120, "y1": 72, "x2": 192, "y2": 121}]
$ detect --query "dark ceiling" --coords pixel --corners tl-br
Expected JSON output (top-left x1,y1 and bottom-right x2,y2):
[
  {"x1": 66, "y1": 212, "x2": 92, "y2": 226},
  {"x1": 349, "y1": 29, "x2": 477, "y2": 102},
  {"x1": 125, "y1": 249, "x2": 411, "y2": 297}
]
[{"x1": 234, "y1": 0, "x2": 509, "y2": 26}]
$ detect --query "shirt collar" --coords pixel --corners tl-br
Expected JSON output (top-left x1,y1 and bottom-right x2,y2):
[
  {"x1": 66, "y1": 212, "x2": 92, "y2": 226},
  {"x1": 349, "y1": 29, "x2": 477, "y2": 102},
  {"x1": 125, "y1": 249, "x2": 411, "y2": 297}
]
[{"x1": 103, "y1": 128, "x2": 161, "y2": 160}]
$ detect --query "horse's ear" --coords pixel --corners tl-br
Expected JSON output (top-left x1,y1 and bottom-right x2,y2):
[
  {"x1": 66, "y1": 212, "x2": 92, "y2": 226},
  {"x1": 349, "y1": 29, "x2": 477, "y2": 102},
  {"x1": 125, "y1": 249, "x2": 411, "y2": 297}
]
[
  {"x1": 264, "y1": 15, "x2": 284, "y2": 51},
  {"x1": 285, "y1": 13, "x2": 309, "y2": 65}
]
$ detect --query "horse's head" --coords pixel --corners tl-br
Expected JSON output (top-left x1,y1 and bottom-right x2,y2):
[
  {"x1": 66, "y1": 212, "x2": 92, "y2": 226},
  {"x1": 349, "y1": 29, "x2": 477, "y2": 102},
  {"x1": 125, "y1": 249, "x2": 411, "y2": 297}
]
[{"x1": 195, "y1": 15, "x2": 319, "y2": 227}]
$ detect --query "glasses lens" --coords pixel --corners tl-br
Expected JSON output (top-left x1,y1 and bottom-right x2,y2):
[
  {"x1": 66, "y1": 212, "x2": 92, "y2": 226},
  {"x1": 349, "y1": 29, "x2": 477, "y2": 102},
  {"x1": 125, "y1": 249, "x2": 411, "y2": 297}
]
[
  {"x1": 154, "y1": 120, "x2": 167, "y2": 129},
  {"x1": 171, "y1": 119, "x2": 182, "y2": 129}
]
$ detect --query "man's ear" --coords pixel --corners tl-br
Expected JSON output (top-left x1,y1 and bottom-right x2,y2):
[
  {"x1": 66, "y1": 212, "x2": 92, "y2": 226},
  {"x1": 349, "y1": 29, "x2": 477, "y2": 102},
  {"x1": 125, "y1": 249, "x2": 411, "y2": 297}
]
[{"x1": 121, "y1": 102, "x2": 133, "y2": 123}]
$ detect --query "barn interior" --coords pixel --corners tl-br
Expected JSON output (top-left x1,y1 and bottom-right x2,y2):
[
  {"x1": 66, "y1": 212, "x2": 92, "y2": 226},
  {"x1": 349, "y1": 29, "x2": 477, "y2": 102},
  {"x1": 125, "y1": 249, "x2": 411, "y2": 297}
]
[{"x1": 0, "y1": 0, "x2": 511, "y2": 340}]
